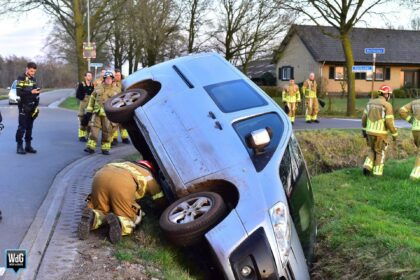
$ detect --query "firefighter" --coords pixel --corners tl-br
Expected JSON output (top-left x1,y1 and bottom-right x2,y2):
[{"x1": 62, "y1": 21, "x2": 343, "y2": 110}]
[
  {"x1": 15, "y1": 62, "x2": 41, "y2": 154},
  {"x1": 362, "y1": 85, "x2": 398, "y2": 176},
  {"x1": 282, "y1": 79, "x2": 301, "y2": 125},
  {"x1": 302, "y1": 72, "x2": 319, "y2": 123},
  {"x1": 111, "y1": 69, "x2": 130, "y2": 145},
  {"x1": 399, "y1": 99, "x2": 420, "y2": 180},
  {"x1": 76, "y1": 71, "x2": 94, "y2": 142},
  {"x1": 84, "y1": 71, "x2": 119, "y2": 155},
  {"x1": 77, "y1": 160, "x2": 164, "y2": 244}
]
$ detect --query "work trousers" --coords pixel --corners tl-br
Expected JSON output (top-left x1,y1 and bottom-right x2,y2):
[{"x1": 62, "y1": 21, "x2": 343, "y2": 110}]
[
  {"x1": 286, "y1": 102, "x2": 297, "y2": 122},
  {"x1": 305, "y1": 97, "x2": 319, "y2": 121},
  {"x1": 86, "y1": 114, "x2": 112, "y2": 151},
  {"x1": 15, "y1": 102, "x2": 36, "y2": 144},
  {"x1": 363, "y1": 135, "x2": 388, "y2": 176},
  {"x1": 410, "y1": 131, "x2": 420, "y2": 180},
  {"x1": 78, "y1": 95, "x2": 90, "y2": 138}
]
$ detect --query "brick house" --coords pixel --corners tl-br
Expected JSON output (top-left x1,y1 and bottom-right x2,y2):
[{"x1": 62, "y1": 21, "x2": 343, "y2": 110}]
[{"x1": 275, "y1": 25, "x2": 420, "y2": 94}]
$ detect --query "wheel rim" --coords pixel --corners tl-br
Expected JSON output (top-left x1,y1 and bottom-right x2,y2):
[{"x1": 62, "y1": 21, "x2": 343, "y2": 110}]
[
  {"x1": 168, "y1": 196, "x2": 213, "y2": 224},
  {"x1": 111, "y1": 91, "x2": 143, "y2": 108}
]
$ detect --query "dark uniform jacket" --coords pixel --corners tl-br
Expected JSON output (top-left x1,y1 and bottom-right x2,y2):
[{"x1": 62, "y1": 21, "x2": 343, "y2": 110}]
[
  {"x1": 76, "y1": 81, "x2": 94, "y2": 100},
  {"x1": 16, "y1": 73, "x2": 39, "y2": 105}
]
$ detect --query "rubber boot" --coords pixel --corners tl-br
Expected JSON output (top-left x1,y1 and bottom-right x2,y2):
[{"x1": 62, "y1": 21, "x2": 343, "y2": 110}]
[
  {"x1": 17, "y1": 143, "x2": 26, "y2": 154},
  {"x1": 78, "y1": 208, "x2": 94, "y2": 240},
  {"x1": 105, "y1": 213, "x2": 122, "y2": 244},
  {"x1": 25, "y1": 142, "x2": 37, "y2": 153}
]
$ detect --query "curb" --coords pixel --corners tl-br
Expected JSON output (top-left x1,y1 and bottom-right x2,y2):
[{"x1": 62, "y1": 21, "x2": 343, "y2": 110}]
[{"x1": 4, "y1": 145, "x2": 137, "y2": 280}]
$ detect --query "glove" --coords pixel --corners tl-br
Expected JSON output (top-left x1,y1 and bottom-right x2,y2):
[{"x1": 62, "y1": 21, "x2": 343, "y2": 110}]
[
  {"x1": 362, "y1": 130, "x2": 367, "y2": 138},
  {"x1": 32, "y1": 108, "x2": 39, "y2": 120},
  {"x1": 318, "y1": 99, "x2": 326, "y2": 108},
  {"x1": 408, "y1": 117, "x2": 414, "y2": 124},
  {"x1": 81, "y1": 112, "x2": 93, "y2": 127}
]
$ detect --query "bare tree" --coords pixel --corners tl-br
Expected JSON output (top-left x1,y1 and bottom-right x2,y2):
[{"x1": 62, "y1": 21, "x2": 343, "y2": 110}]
[
  {"x1": 284, "y1": 0, "x2": 389, "y2": 116},
  {"x1": 179, "y1": 0, "x2": 213, "y2": 53},
  {"x1": 1, "y1": 0, "x2": 126, "y2": 79},
  {"x1": 212, "y1": 0, "x2": 293, "y2": 71}
]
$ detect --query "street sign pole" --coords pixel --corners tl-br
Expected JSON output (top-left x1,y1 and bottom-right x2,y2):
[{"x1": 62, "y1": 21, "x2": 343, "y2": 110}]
[
  {"x1": 87, "y1": 0, "x2": 91, "y2": 71},
  {"x1": 371, "y1": 53, "x2": 376, "y2": 98}
]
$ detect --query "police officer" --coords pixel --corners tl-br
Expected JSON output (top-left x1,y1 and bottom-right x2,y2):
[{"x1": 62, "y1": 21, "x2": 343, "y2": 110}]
[
  {"x1": 76, "y1": 71, "x2": 94, "y2": 142},
  {"x1": 302, "y1": 72, "x2": 319, "y2": 123},
  {"x1": 84, "y1": 71, "x2": 119, "y2": 155},
  {"x1": 77, "y1": 160, "x2": 164, "y2": 244},
  {"x1": 362, "y1": 85, "x2": 398, "y2": 176},
  {"x1": 399, "y1": 99, "x2": 420, "y2": 180},
  {"x1": 111, "y1": 69, "x2": 130, "y2": 145},
  {"x1": 282, "y1": 79, "x2": 301, "y2": 125},
  {"x1": 15, "y1": 62, "x2": 40, "y2": 154}
]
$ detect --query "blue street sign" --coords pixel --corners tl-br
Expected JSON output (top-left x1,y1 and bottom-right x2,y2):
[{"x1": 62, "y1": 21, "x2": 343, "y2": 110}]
[
  {"x1": 352, "y1": 65, "x2": 373, "y2": 72},
  {"x1": 364, "y1": 48, "x2": 385, "y2": 54}
]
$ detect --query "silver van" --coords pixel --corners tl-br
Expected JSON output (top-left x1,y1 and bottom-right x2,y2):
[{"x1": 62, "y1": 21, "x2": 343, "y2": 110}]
[{"x1": 105, "y1": 52, "x2": 316, "y2": 280}]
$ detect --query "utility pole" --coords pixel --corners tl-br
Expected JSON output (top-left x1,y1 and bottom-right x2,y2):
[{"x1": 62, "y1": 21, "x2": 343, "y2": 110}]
[
  {"x1": 370, "y1": 53, "x2": 376, "y2": 98},
  {"x1": 87, "y1": 0, "x2": 91, "y2": 71}
]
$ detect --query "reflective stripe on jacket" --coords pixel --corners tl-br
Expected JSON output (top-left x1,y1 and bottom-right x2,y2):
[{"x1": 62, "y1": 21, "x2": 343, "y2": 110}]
[
  {"x1": 399, "y1": 99, "x2": 420, "y2": 131},
  {"x1": 362, "y1": 96, "x2": 398, "y2": 137},
  {"x1": 302, "y1": 79, "x2": 317, "y2": 98}
]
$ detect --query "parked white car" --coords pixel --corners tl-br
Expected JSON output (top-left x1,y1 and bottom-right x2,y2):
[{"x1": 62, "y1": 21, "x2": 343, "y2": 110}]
[{"x1": 8, "y1": 80, "x2": 19, "y2": 105}]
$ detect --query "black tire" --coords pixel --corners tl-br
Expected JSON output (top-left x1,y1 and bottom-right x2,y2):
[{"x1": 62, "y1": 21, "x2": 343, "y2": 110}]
[
  {"x1": 159, "y1": 192, "x2": 227, "y2": 246},
  {"x1": 104, "y1": 89, "x2": 149, "y2": 123}
]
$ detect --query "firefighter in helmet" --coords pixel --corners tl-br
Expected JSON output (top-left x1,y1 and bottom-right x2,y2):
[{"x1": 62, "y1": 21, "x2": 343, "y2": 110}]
[
  {"x1": 77, "y1": 160, "x2": 164, "y2": 244},
  {"x1": 362, "y1": 85, "x2": 398, "y2": 176},
  {"x1": 399, "y1": 99, "x2": 420, "y2": 180},
  {"x1": 84, "y1": 71, "x2": 119, "y2": 155},
  {"x1": 282, "y1": 79, "x2": 301, "y2": 125},
  {"x1": 302, "y1": 72, "x2": 319, "y2": 123}
]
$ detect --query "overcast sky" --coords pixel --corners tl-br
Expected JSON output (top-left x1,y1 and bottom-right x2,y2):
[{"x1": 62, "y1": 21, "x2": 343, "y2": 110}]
[{"x1": 0, "y1": 3, "x2": 417, "y2": 61}]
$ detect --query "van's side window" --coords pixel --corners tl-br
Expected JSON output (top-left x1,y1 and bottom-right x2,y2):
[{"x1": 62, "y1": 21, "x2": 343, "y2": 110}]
[
  {"x1": 279, "y1": 144, "x2": 293, "y2": 196},
  {"x1": 279, "y1": 134, "x2": 305, "y2": 196}
]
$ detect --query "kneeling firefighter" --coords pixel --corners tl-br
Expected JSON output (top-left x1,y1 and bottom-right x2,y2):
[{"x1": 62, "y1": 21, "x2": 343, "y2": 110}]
[
  {"x1": 362, "y1": 85, "x2": 398, "y2": 176},
  {"x1": 399, "y1": 99, "x2": 420, "y2": 180},
  {"x1": 77, "y1": 160, "x2": 165, "y2": 243}
]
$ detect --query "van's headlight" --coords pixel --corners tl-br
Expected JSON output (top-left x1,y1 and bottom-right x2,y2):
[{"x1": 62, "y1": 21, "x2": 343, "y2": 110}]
[{"x1": 269, "y1": 202, "x2": 291, "y2": 265}]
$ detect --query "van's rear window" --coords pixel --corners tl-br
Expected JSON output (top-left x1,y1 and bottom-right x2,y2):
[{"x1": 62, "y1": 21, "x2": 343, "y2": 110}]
[{"x1": 204, "y1": 80, "x2": 267, "y2": 113}]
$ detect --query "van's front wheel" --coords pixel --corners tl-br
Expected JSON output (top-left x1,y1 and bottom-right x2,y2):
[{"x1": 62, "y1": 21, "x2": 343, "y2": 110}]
[
  {"x1": 104, "y1": 89, "x2": 149, "y2": 123},
  {"x1": 159, "y1": 192, "x2": 227, "y2": 246}
]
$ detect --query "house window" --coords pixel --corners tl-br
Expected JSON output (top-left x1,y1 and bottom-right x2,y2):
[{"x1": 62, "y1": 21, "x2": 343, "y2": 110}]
[
  {"x1": 328, "y1": 66, "x2": 346, "y2": 80},
  {"x1": 279, "y1": 66, "x2": 294, "y2": 81},
  {"x1": 366, "y1": 67, "x2": 384, "y2": 81},
  {"x1": 355, "y1": 72, "x2": 367, "y2": 80},
  {"x1": 334, "y1": 66, "x2": 345, "y2": 80}
]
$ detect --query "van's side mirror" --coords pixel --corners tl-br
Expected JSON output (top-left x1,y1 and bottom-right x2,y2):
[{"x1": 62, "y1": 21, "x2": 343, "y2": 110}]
[{"x1": 246, "y1": 127, "x2": 272, "y2": 155}]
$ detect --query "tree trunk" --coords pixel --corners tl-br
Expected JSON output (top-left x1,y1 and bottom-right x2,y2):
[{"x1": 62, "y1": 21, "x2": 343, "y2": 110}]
[
  {"x1": 341, "y1": 33, "x2": 356, "y2": 116},
  {"x1": 73, "y1": 0, "x2": 86, "y2": 81}
]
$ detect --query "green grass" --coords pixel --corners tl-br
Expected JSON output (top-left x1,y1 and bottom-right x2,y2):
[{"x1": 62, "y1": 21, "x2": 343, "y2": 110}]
[
  {"x1": 114, "y1": 212, "x2": 206, "y2": 280},
  {"x1": 311, "y1": 157, "x2": 420, "y2": 280},
  {"x1": 273, "y1": 97, "x2": 415, "y2": 118},
  {"x1": 60, "y1": 96, "x2": 79, "y2": 110}
]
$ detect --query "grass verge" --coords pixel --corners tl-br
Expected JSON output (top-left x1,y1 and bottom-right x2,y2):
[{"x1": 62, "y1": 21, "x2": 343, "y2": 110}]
[
  {"x1": 311, "y1": 157, "x2": 419, "y2": 280},
  {"x1": 296, "y1": 129, "x2": 416, "y2": 176},
  {"x1": 60, "y1": 96, "x2": 79, "y2": 110}
]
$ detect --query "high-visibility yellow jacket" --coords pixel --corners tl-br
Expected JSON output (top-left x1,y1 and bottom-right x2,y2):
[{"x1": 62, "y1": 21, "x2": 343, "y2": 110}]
[
  {"x1": 302, "y1": 79, "x2": 317, "y2": 98},
  {"x1": 86, "y1": 84, "x2": 120, "y2": 116},
  {"x1": 282, "y1": 84, "x2": 301, "y2": 103},
  {"x1": 362, "y1": 96, "x2": 398, "y2": 137},
  {"x1": 399, "y1": 99, "x2": 420, "y2": 131}
]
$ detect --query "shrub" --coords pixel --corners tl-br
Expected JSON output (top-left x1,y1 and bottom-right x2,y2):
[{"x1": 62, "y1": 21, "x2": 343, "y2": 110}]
[
  {"x1": 393, "y1": 88, "x2": 407, "y2": 98},
  {"x1": 260, "y1": 86, "x2": 281, "y2": 98}
]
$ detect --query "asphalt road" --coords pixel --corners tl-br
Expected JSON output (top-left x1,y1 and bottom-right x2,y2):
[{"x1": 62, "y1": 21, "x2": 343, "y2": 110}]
[{"x1": 0, "y1": 89, "x2": 88, "y2": 267}]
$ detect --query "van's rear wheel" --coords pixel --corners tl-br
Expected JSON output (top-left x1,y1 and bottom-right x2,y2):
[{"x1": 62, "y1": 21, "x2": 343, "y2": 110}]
[
  {"x1": 159, "y1": 192, "x2": 227, "y2": 246},
  {"x1": 104, "y1": 89, "x2": 149, "y2": 123}
]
